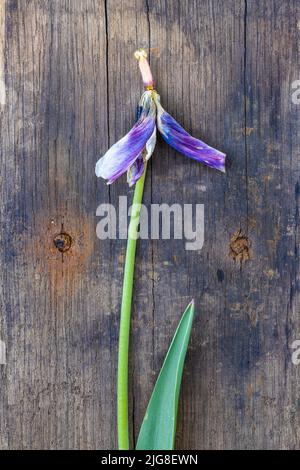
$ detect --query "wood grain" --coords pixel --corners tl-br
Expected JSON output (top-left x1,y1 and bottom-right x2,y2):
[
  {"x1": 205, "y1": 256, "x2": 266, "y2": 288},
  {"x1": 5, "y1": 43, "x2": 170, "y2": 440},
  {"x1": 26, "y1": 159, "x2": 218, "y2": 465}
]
[
  {"x1": 0, "y1": 0, "x2": 299, "y2": 450},
  {"x1": 0, "y1": 0, "x2": 5, "y2": 106}
]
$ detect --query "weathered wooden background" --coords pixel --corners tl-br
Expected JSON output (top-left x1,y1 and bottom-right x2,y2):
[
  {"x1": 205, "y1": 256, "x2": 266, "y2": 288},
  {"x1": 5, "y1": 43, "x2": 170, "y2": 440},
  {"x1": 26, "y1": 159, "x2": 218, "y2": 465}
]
[{"x1": 0, "y1": 0, "x2": 299, "y2": 450}]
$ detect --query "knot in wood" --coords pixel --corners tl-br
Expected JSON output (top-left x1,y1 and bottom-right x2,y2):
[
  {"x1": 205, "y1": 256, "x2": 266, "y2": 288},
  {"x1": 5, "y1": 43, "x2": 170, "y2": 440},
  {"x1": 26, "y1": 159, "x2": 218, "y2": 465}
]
[
  {"x1": 229, "y1": 229, "x2": 250, "y2": 262},
  {"x1": 53, "y1": 232, "x2": 72, "y2": 253}
]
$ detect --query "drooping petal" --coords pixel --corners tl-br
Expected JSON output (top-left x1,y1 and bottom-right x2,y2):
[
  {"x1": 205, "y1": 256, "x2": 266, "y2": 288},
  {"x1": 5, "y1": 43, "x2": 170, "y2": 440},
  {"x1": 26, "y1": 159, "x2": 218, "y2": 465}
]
[
  {"x1": 144, "y1": 126, "x2": 157, "y2": 161},
  {"x1": 95, "y1": 91, "x2": 156, "y2": 184},
  {"x1": 127, "y1": 154, "x2": 145, "y2": 187},
  {"x1": 126, "y1": 126, "x2": 157, "y2": 187},
  {"x1": 154, "y1": 94, "x2": 226, "y2": 173}
]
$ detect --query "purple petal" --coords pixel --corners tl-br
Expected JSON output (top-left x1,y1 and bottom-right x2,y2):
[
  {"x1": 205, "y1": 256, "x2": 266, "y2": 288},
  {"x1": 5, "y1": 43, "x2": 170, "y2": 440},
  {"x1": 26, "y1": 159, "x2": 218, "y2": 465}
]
[
  {"x1": 155, "y1": 97, "x2": 226, "y2": 173},
  {"x1": 126, "y1": 126, "x2": 156, "y2": 187},
  {"x1": 95, "y1": 92, "x2": 156, "y2": 184},
  {"x1": 127, "y1": 154, "x2": 145, "y2": 187},
  {"x1": 144, "y1": 127, "x2": 156, "y2": 161}
]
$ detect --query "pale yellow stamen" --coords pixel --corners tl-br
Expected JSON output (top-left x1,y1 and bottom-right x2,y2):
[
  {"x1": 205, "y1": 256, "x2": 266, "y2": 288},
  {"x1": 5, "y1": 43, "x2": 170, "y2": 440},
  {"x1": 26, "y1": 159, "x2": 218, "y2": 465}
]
[{"x1": 134, "y1": 48, "x2": 148, "y2": 61}]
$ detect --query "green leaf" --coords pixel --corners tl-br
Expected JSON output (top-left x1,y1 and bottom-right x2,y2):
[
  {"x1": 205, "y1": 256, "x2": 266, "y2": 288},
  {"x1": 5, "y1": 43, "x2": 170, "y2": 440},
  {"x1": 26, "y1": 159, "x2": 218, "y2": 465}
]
[{"x1": 136, "y1": 300, "x2": 195, "y2": 450}]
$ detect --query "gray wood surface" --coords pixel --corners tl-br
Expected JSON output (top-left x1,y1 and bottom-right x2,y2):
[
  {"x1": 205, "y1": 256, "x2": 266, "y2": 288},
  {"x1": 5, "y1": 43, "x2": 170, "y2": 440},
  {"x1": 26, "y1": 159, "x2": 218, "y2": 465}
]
[{"x1": 0, "y1": 0, "x2": 299, "y2": 450}]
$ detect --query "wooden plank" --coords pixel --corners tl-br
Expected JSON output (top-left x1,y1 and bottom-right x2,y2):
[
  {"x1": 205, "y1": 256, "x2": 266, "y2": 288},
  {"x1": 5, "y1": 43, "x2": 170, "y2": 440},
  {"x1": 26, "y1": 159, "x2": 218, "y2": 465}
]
[
  {"x1": 104, "y1": 0, "x2": 155, "y2": 449},
  {"x1": 0, "y1": 0, "x2": 112, "y2": 449},
  {"x1": 0, "y1": 0, "x2": 299, "y2": 450},
  {"x1": 0, "y1": 0, "x2": 5, "y2": 107},
  {"x1": 146, "y1": 0, "x2": 248, "y2": 450},
  {"x1": 239, "y1": 0, "x2": 300, "y2": 449}
]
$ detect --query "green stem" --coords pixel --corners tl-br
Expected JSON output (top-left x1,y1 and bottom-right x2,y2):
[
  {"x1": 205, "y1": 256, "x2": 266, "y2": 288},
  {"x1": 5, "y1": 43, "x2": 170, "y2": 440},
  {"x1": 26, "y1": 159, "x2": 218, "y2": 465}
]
[{"x1": 117, "y1": 164, "x2": 147, "y2": 450}]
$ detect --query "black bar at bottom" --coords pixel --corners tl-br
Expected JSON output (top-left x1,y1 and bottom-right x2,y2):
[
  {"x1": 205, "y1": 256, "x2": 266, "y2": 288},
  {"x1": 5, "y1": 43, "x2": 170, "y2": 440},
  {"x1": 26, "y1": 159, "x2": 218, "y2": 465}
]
[{"x1": 0, "y1": 449, "x2": 299, "y2": 467}]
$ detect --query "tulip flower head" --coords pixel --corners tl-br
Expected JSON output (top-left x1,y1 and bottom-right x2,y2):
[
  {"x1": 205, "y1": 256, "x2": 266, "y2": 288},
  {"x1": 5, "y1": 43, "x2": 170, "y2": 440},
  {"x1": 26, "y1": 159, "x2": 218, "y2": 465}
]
[{"x1": 95, "y1": 49, "x2": 226, "y2": 186}]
